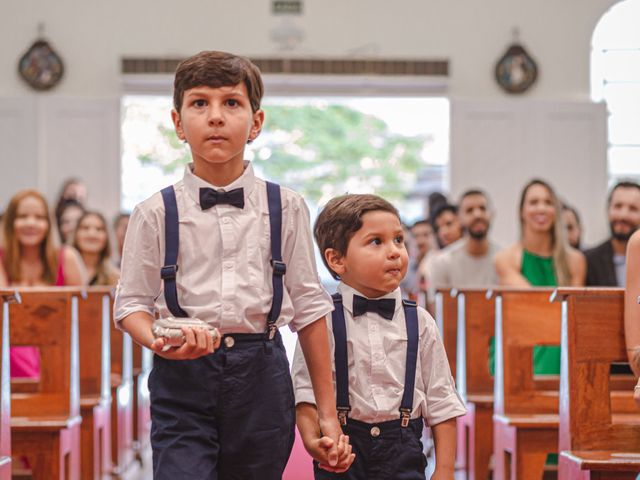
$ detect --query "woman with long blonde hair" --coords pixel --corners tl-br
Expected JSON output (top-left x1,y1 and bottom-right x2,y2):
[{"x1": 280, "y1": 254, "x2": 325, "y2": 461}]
[{"x1": 0, "y1": 189, "x2": 86, "y2": 377}]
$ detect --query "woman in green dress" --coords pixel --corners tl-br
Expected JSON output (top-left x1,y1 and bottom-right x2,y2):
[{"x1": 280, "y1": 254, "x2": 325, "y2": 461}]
[{"x1": 494, "y1": 179, "x2": 586, "y2": 374}]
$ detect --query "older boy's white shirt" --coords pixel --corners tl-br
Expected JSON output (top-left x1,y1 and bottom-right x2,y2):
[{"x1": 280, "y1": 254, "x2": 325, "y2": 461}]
[
  {"x1": 291, "y1": 282, "x2": 466, "y2": 425},
  {"x1": 114, "y1": 162, "x2": 333, "y2": 333}
]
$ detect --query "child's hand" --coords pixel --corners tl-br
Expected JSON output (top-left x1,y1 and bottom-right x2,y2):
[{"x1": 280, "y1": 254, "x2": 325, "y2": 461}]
[
  {"x1": 304, "y1": 434, "x2": 354, "y2": 473},
  {"x1": 318, "y1": 434, "x2": 355, "y2": 473},
  {"x1": 318, "y1": 416, "x2": 344, "y2": 467},
  {"x1": 151, "y1": 326, "x2": 220, "y2": 359}
]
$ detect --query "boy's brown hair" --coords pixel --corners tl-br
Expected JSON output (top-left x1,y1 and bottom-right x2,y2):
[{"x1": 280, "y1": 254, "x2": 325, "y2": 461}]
[
  {"x1": 173, "y1": 51, "x2": 264, "y2": 113},
  {"x1": 314, "y1": 194, "x2": 400, "y2": 280}
]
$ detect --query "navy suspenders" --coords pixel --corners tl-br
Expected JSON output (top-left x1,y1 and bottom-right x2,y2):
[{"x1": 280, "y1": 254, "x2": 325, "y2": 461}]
[
  {"x1": 160, "y1": 181, "x2": 285, "y2": 336},
  {"x1": 331, "y1": 293, "x2": 419, "y2": 427}
]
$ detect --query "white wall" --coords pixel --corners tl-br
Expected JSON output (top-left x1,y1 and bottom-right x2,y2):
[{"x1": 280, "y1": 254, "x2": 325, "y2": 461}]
[
  {"x1": 0, "y1": 0, "x2": 618, "y2": 98},
  {"x1": 0, "y1": 0, "x2": 621, "y2": 239}
]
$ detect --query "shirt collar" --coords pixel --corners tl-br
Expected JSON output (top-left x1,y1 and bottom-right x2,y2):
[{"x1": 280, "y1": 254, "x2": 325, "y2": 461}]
[
  {"x1": 337, "y1": 282, "x2": 403, "y2": 316},
  {"x1": 182, "y1": 161, "x2": 256, "y2": 207}
]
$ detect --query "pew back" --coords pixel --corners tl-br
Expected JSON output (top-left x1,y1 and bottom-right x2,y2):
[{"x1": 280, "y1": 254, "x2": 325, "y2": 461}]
[
  {"x1": 435, "y1": 288, "x2": 457, "y2": 380},
  {"x1": 0, "y1": 290, "x2": 19, "y2": 474},
  {"x1": 491, "y1": 288, "x2": 560, "y2": 416},
  {"x1": 10, "y1": 288, "x2": 82, "y2": 418},
  {"x1": 79, "y1": 287, "x2": 112, "y2": 400},
  {"x1": 554, "y1": 288, "x2": 639, "y2": 453}
]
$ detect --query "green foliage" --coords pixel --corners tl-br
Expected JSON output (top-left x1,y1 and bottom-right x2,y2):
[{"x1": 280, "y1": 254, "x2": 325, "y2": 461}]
[{"x1": 136, "y1": 103, "x2": 429, "y2": 203}]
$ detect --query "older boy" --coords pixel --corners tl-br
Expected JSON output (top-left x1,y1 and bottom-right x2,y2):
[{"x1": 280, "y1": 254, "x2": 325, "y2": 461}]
[
  {"x1": 115, "y1": 51, "x2": 344, "y2": 479},
  {"x1": 293, "y1": 194, "x2": 466, "y2": 480}
]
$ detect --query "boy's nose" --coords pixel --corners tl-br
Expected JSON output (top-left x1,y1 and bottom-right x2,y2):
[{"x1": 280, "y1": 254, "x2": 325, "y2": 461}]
[{"x1": 207, "y1": 107, "x2": 224, "y2": 125}]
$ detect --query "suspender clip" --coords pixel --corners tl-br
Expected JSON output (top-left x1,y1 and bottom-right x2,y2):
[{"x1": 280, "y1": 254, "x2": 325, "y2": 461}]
[
  {"x1": 399, "y1": 408, "x2": 411, "y2": 428},
  {"x1": 267, "y1": 323, "x2": 277, "y2": 340},
  {"x1": 337, "y1": 407, "x2": 351, "y2": 426},
  {"x1": 270, "y1": 259, "x2": 287, "y2": 276},
  {"x1": 160, "y1": 264, "x2": 179, "y2": 280}
]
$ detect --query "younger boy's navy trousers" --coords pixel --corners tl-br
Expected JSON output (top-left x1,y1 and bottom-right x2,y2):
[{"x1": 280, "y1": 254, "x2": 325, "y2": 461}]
[
  {"x1": 314, "y1": 418, "x2": 427, "y2": 480},
  {"x1": 148, "y1": 332, "x2": 295, "y2": 480}
]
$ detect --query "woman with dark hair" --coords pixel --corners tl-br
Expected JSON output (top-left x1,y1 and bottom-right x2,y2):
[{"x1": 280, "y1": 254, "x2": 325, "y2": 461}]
[
  {"x1": 72, "y1": 211, "x2": 120, "y2": 286},
  {"x1": 493, "y1": 179, "x2": 586, "y2": 376},
  {"x1": 56, "y1": 198, "x2": 85, "y2": 244}
]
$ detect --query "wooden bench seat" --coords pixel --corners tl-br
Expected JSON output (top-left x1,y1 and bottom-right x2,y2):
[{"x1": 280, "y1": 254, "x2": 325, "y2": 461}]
[
  {"x1": 78, "y1": 288, "x2": 114, "y2": 480},
  {"x1": 489, "y1": 288, "x2": 560, "y2": 480},
  {"x1": 0, "y1": 290, "x2": 19, "y2": 480},
  {"x1": 553, "y1": 287, "x2": 640, "y2": 479},
  {"x1": 453, "y1": 288, "x2": 495, "y2": 480},
  {"x1": 10, "y1": 287, "x2": 84, "y2": 480}
]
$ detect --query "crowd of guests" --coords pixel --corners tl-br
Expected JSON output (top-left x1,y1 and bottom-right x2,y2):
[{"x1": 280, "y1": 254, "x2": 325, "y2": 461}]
[
  {"x1": 0, "y1": 178, "x2": 130, "y2": 290},
  {"x1": 403, "y1": 179, "x2": 640, "y2": 303}
]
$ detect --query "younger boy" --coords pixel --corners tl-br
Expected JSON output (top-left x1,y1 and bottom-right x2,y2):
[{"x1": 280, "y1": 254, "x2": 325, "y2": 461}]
[
  {"x1": 114, "y1": 51, "x2": 345, "y2": 479},
  {"x1": 292, "y1": 194, "x2": 466, "y2": 479}
]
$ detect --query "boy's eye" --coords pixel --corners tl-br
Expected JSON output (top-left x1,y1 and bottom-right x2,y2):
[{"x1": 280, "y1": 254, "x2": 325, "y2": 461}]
[
  {"x1": 193, "y1": 99, "x2": 207, "y2": 107},
  {"x1": 394, "y1": 235, "x2": 404, "y2": 244},
  {"x1": 369, "y1": 238, "x2": 382, "y2": 245},
  {"x1": 226, "y1": 99, "x2": 239, "y2": 107}
]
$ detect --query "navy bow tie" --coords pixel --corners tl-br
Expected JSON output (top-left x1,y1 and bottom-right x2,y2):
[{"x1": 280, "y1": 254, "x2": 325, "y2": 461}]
[
  {"x1": 199, "y1": 187, "x2": 245, "y2": 210},
  {"x1": 352, "y1": 294, "x2": 396, "y2": 320}
]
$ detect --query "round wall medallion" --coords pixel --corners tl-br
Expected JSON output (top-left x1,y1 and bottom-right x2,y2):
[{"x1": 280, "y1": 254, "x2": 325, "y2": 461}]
[
  {"x1": 18, "y1": 39, "x2": 65, "y2": 91},
  {"x1": 494, "y1": 44, "x2": 538, "y2": 94}
]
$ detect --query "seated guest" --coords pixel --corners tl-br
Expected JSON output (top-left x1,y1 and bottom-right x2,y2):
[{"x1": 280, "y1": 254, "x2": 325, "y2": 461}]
[
  {"x1": 562, "y1": 203, "x2": 582, "y2": 250},
  {"x1": 112, "y1": 212, "x2": 130, "y2": 268},
  {"x1": 431, "y1": 203, "x2": 462, "y2": 248},
  {"x1": 494, "y1": 179, "x2": 585, "y2": 375},
  {"x1": 429, "y1": 189, "x2": 500, "y2": 292},
  {"x1": 624, "y1": 229, "x2": 640, "y2": 406},
  {"x1": 54, "y1": 177, "x2": 87, "y2": 217},
  {"x1": 586, "y1": 181, "x2": 640, "y2": 287},
  {"x1": 72, "y1": 211, "x2": 120, "y2": 286},
  {"x1": 0, "y1": 189, "x2": 86, "y2": 377},
  {"x1": 56, "y1": 198, "x2": 85, "y2": 245},
  {"x1": 403, "y1": 220, "x2": 436, "y2": 299}
]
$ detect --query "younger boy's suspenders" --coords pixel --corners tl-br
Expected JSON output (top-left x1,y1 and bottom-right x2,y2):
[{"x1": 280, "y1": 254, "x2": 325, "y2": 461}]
[
  {"x1": 159, "y1": 182, "x2": 286, "y2": 337},
  {"x1": 331, "y1": 293, "x2": 419, "y2": 428}
]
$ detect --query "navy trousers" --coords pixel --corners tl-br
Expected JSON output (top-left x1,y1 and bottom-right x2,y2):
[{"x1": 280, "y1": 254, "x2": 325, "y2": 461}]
[
  {"x1": 314, "y1": 418, "x2": 427, "y2": 480},
  {"x1": 148, "y1": 333, "x2": 295, "y2": 479}
]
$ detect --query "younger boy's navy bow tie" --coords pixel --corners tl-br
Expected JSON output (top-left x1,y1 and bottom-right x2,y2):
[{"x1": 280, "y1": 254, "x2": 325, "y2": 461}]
[
  {"x1": 199, "y1": 187, "x2": 245, "y2": 210},
  {"x1": 352, "y1": 294, "x2": 396, "y2": 320}
]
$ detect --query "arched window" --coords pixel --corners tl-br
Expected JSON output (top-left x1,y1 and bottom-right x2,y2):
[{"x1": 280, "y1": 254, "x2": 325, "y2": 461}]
[{"x1": 591, "y1": 0, "x2": 640, "y2": 184}]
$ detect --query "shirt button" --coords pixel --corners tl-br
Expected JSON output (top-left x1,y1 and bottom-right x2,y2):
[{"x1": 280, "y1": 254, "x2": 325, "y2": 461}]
[
  {"x1": 370, "y1": 426, "x2": 381, "y2": 437},
  {"x1": 223, "y1": 304, "x2": 231, "y2": 311},
  {"x1": 224, "y1": 336, "x2": 235, "y2": 348},
  {"x1": 224, "y1": 262, "x2": 233, "y2": 269},
  {"x1": 222, "y1": 217, "x2": 230, "y2": 224}
]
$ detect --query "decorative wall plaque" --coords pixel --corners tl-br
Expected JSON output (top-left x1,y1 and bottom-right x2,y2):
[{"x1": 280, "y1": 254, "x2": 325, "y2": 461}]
[{"x1": 18, "y1": 39, "x2": 65, "y2": 91}]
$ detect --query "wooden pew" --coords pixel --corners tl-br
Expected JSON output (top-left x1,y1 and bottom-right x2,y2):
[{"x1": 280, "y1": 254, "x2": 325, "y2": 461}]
[
  {"x1": 490, "y1": 288, "x2": 560, "y2": 480},
  {"x1": 0, "y1": 290, "x2": 20, "y2": 480},
  {"x1": 132, "y1": 343, "x2": 152, "y2": 466},
  {"x1": 435, "y1": 288, "x2": 458, "y2": 381},
  {"x1": 78, "y1": 288, "x2": 113, "y2": 479},
  {"x1": 10, "y1": 288, "x2": 83, "y2": 479},
  {"x1": 553, "y1": 287, "x2": 640, "y2": 478},
  {"x1": 454, "y1": 288, "x2": 495, "y2": 480},
  {"x1": 109, "y1": 313, "x2": 138, "y2": 478}
]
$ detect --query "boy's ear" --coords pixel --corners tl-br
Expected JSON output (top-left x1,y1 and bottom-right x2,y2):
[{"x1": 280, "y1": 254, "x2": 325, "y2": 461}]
[
  {"x1": 325, "y1": 248, "x2": 346, "y2": 276},
  {"x1": 248, "y1": 109, "x2": 265, "y2": 143},
  {"x1": 171, "y1": 109, "x2": 186, "y2": 141}
]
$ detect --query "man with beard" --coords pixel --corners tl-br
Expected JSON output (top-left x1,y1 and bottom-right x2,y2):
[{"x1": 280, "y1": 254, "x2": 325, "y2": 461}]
[
  {"x1": 429, "y1": 190, "x2": 500, "y2": 295},
  {"x1": 585, "y1": 181, "x2": 640, "y2": 286}
]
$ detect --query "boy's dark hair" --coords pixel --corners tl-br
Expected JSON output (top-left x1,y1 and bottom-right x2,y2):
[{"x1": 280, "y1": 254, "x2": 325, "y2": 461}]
[
  {"x1": 431, "y1": 203, "x2": 458, "y2": 231},
  {"x1": 173, "y1": 51, "x2": 264, "y2": 113},
  {"x1": 607, "y1": 180, "x2": 640, "y2": 206},
  {"x1": 314, "y1": 194, "x2": 400, "y2": 280}
]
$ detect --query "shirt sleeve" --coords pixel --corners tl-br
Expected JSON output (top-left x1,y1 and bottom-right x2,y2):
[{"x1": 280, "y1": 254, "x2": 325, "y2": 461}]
[
  {"x1": 282, "y1": 193, "x2": 333, "y2": 332},
  {"x1": 113, "y1": 203, "x2": 162, "y2": 328},
  {"x1": 419, "y1": 309, "x2": 466, "y2": 426},
  {"x1": 291, "y1": 339, "x2": 317, "y2": 406}
]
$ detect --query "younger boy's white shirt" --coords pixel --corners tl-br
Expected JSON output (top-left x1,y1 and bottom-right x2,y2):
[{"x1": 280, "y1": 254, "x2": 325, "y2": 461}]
[
  {"x1": 114, "y1": 162, "x2": 333, "y2": 334},
  {"x1": 291, "y1": 282, "x2": 466, "y2": 426}
]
